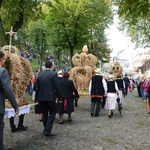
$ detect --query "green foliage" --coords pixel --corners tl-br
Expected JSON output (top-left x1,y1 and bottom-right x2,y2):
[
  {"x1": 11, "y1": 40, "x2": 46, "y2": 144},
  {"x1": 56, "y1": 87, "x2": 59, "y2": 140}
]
[
  {"x1": 24, "y1": 19, "x2": 49, "y2": 70},
  {"x1": 0, "y1": 0, "x2": 113, "y2": 69},
  {"x1": 30, "y1": 58, "x2": 40, "y2": 70},
  {"x1": 0, "y1": 0, "x2": 43, "y2": 45},
  {"x1": 113, "y1": 0, "x2": 150, "y2": 48},
  {"x1": 1, "y1": 0, "x2": 43, "y2": 31},
  {"x1": 45, "y1": 0, "x2": 113, "y2": 65}
]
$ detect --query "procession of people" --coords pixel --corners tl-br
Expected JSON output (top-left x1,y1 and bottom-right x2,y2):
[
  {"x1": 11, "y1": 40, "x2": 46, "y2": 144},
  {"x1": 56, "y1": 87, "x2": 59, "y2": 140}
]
[
  {"x1": 32, "y1": 63, "x2": 150, "y2": 122},
  {"x1": 1, "y1": 54, "x2": 150, "y2": 149}
]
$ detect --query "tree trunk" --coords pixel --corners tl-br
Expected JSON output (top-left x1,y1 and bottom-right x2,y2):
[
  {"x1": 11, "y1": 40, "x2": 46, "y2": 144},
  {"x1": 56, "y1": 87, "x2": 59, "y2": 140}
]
[
  {"x1": 70, "y1": 46, "x2": 74, "y2": 67},
  {"x1": 40, "y1": 57, "x2": 43, "y2": 71},
  {"x1": 0, "y1": 17, "x2": 7, "y2": 46}
]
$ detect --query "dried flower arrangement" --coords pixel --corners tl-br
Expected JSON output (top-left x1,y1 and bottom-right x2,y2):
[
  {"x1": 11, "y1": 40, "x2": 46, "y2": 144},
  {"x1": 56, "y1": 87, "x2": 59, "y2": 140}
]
[
  {"x1": 69, "y1": 45, "x2": 97, "y2": 95},
  {"x1": 111, "y1": 61, "x2": 123, "y2": 79},
  {"x1": 2, "y1": 48, "x2": 32, "y2": 108}
]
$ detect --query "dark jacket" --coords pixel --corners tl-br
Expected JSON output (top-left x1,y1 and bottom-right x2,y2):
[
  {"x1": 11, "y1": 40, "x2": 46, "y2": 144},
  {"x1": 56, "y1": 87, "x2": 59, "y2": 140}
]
[
  {"x1": 123, "y1": 77, "x2": 130, "y2": 87},
  {"x1": 59, "y1": 78, "x2": 79, "y2": 99},
  {"x1": 0, "y1": 68, "x2": 18, "y2": 114},
  {"x1": 90, "y1": 75, "x2": 105, "y2": 97},
  {"x1": 36, "y1": 69, "x2": 61, "y2": 101},
  {"x1": 107, "y1": 80, "x2": 116, "y2": 93},
  {"x1": 116, "y1": 78, "x2": 124, "y2": 90}
]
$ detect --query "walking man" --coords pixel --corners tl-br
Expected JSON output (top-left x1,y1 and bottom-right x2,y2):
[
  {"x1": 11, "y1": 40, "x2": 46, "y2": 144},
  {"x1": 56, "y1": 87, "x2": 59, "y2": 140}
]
[
  {"x1": 0, "y1": 51, "x2": 19, "y2": 150},
  {"x1": 123, "y1": 74, "x2": 130, "y2": 96},
  {"x1": 36, "y1": 61, "x2": 62, "y2": 136},
  {"x1": 89, "y1": 69, "x2": 107, "y2": 117}
]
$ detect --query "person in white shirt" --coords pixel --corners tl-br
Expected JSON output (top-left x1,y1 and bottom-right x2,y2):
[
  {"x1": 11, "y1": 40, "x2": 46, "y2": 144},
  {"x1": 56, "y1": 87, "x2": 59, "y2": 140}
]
[
  {"x1": 105, "y1": 74, "x2": 119, "y2": 118},
  {"x1": 89, "y1": 69, "x2": 107, "y2": 117}
]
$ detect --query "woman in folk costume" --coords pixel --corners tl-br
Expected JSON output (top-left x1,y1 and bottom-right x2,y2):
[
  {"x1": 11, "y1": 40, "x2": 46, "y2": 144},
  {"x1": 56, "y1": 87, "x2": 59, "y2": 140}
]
[
  {"x1": 106, "y1": 74, "x2": 119, "y2": 118},
  {"x1": 115, "y1": 74, "x2": 125, "y2": 108},
  {"x1": 89, "y1": 68, "x2": 107, "y2": 117},
  {"x1": 58, "y1": 72, "x2": 79, "y2": 124}
]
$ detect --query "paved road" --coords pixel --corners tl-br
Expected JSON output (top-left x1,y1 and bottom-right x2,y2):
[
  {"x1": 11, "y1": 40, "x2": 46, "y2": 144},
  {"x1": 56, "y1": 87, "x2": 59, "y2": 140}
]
[{"x1": 4, "y1": 89, "x2": 150, "y2": 150}]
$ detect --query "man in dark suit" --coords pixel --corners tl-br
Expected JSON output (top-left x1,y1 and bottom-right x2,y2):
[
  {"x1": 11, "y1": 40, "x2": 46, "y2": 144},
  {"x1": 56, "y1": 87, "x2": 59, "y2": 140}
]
[
  {"x1": 36, "y1": 61, "x2": 62, "y2": 136},
  {"x1": 0, "y1": 51, "x2": 19, "y2": 150},
  {"x1": 123, "y1": 74, "x2": 130, "y2": 96}
]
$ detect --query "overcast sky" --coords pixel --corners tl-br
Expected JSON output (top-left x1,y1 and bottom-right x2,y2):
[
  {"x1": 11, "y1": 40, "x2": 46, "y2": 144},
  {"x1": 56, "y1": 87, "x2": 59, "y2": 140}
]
[{"x1": 105, "y1": 15, "x2": 136, "y2": 61}]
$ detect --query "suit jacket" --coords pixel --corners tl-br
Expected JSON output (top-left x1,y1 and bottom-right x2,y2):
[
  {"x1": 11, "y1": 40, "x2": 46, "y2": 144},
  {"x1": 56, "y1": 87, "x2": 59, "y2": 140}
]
[
  {"x1": 59, "y1": 78, "x2": 79, "y2": 99},
  {"x1": 123, "y1": 77, "x2": 130, "y2": 87},
  {"x1": 36, "y1": 69, "x2": 61, "y2": 101},
  {"x1": 0, "y1": 67, "x2": 18, "y2": 114}
]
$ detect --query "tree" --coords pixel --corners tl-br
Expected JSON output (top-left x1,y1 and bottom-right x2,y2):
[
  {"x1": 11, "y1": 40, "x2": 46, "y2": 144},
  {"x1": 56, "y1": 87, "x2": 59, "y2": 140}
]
[
  {"x1": 45, "y1": 0, "x2": 113, "y2": 66},
  {"x1": 113, "y1": 0, "x2": 150, "y2": 48},
  {"x1": 24, "y1": 19, "x2": 48, "y2": 70},
  {"x1": 0, "y1": 0, "x2": 43, "y2": 46},
  {"x1": 88, "y1": 24, "x2": 112, "y2": 64}
]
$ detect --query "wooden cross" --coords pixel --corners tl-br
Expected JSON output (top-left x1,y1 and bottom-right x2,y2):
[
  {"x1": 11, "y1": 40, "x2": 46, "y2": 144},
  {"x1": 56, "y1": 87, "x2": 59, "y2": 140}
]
[
  {"x1": 6, "y1": 26, "x2": 17, "y2": 53},
  {"x1": 116, "y1": 57, "x2": 119, "y2": 62}
]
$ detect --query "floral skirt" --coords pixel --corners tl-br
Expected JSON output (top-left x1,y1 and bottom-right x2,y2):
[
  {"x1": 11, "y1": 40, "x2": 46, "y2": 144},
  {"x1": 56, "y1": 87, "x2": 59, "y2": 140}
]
[
  {"x1": 118, "y1": 90, "x2": 124, "y2": 104},
  {"x1": 106, "y1": 95, "x2": 117, "y2": 110}
]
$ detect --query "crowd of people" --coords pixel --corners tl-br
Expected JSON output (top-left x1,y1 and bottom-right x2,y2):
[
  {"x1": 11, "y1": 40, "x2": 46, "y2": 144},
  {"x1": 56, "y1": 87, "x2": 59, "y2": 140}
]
[
  {"x1": 89, "y1": 69, "x2": 127, "y2": 118},
  {"x1": 136, "y1": 76, "x2": 150, "y2": 102},
  {"x1": 1, "y1": 52, "x2": 150, "y2": 149}
]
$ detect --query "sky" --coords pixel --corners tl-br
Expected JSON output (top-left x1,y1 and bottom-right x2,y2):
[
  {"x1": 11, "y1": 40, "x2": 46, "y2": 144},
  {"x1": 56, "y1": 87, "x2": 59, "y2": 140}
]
[{"x1": 105, "y1": 15, "x2": 136, "y2": 61}]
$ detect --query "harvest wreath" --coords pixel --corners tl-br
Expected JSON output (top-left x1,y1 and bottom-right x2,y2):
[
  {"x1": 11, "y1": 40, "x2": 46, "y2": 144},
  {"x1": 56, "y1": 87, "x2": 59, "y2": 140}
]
[{"x1": 1, "y1": 46, "x2": 32, "y2": 108}]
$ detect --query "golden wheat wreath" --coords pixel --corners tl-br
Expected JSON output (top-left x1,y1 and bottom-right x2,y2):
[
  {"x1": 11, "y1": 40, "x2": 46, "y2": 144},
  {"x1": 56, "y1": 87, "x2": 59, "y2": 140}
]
[
  {"x1": 69, "y1": 46, "x2": 97, "y2": 95},
  {"x1": 1, "y1": 45, "x2": 32, "y2": 108}
]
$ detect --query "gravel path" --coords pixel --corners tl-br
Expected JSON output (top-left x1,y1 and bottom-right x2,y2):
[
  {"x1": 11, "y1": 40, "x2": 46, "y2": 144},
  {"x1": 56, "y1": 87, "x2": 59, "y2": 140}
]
[{"x1": 4, "y1": 89, "x2": 150, "y2": 150}]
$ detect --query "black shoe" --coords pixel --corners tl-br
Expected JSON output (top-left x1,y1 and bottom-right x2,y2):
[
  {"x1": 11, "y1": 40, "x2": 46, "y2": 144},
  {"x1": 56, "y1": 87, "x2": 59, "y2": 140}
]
[
  {"x1": 108, "y1": 115, "x2": 112, "y2": 118},
  {"x1": 17, "y1": 126, "x2": 28, "y2": 131},
  {"x1": 111, "y1": 112, "x2": 113, "y2": 116},
  {"x1": 75, "y1": 103, "x2": 78, "y2": 107},
  {"x1": 59, "y1": 121, "x2": 64, "y2": 124},
  {"x1": 68, "y1": 118, "x2": 72, "y2": 122},
  {"x1": 91, "y1": 113, "x2": 93, "y2": 116},
  {"x1": 43, "y1": 131, "x2": 55, "y2": 136},
  {"x1": 11, "y1": 128, "x2": 18, "y2": 133}
]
